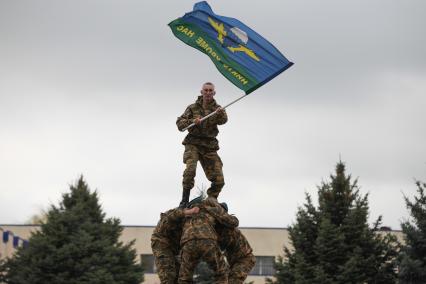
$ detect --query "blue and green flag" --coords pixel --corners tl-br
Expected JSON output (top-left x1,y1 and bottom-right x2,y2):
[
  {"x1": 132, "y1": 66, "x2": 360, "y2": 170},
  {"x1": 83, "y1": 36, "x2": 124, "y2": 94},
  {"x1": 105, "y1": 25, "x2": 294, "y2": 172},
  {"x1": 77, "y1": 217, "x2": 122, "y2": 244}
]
[{"x1": 169, "y1": 1, "x2": 294, "y2": 94}]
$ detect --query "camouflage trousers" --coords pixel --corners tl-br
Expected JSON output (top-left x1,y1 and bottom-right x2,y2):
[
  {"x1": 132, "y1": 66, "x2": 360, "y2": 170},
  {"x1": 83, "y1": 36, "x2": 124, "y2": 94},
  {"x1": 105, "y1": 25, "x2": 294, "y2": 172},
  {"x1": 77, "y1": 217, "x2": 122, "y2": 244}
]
[
  {"x1": 152, "y1": 240, "x2": 179, "y2": 284},
  {"x1": 178, "y1": 239, "x2": 228, "y2": 284},
  {"x1": 228, "y1": 254, "x2": 256, "y2": 284},
  {"x1": 182, "y1": 144, "x2": 224, "y2": 198}
]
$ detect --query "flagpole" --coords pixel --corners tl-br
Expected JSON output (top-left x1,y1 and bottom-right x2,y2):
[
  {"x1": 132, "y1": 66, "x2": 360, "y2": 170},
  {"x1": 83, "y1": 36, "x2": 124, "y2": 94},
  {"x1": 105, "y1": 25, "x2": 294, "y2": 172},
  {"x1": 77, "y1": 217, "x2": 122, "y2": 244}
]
[{"x1": 181, "y1": 93, "x2": 250, "y2": 132}]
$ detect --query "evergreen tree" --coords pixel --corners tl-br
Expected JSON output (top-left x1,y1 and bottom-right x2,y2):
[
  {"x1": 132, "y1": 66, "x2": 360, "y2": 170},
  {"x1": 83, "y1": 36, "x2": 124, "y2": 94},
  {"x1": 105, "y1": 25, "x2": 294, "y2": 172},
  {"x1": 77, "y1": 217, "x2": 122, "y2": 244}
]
[
  {"x1": 398, "y1": 179, "x2": 426, "y2": 283},
  {"x1": 2, "y1": 177, "x2": 144, "y2": 284},
  {"x1": 0, "y1": 259, "x2": 6, "y2": 282},
  {"x1": 268, "y1": 162, "x2": 398, "y2": 284}
]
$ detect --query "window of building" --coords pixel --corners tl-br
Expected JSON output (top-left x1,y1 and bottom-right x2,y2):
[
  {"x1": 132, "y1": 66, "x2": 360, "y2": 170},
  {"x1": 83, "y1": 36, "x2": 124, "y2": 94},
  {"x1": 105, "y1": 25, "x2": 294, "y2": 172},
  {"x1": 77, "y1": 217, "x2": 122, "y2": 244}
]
[
  {"x1": 249, "y1": 256, "x2": 275, "y2": 276},
  {"x1": 141, "y1": 254, "x2": 156, "y2": 274}
]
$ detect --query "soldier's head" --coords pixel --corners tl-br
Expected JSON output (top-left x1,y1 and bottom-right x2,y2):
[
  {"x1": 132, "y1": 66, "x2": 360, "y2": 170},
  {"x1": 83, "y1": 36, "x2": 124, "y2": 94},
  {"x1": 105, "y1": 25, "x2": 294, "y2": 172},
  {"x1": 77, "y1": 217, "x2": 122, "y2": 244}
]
[
  {"x1": 187, "y1": 195, "x2": 204, "y2": 208},
  {"x1": 200, "y1": 82, "x2": 216, "y2": 103}
]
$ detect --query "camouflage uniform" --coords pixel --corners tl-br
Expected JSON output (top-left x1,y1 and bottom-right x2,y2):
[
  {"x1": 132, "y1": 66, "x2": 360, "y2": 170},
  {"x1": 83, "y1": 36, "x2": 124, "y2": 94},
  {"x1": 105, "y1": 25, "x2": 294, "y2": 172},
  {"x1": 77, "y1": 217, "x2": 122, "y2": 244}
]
[
  {"x1": 151, "y1": 208, "x2": 186, "y2": 284},
  {"x1": 177, "y1": 96, "x2": 228, "y2": 198},
  {"x1": 217, "y1": 227, "x2": 256, "y2": 284},
  {"x1": 179, "y1": 198, "x2": 238, "y2": 284}
]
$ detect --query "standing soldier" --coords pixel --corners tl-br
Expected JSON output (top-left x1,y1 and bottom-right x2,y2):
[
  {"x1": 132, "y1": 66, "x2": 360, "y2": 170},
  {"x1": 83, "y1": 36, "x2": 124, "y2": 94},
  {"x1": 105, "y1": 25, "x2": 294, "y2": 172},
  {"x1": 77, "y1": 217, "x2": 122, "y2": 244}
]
[
  {"x1": 151, "y1": 206, "x2": 199, "y2": 284},
  {"x1": 176, "y1": 82, "x2": 228, "y2": 207},
  {"x1": 178, "y1": 197, "x2": 238, "y2": 284},
  {"x1": 217, "y1": 226, "x2": 256, "y2": 284}
]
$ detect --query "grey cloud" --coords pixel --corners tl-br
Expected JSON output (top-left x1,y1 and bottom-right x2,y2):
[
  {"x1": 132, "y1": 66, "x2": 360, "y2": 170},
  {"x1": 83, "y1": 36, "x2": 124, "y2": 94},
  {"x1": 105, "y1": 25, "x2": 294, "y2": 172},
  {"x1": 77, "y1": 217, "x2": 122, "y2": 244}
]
[{"x1": 1, "y1": 0, "x2": 425, "y2": 229}]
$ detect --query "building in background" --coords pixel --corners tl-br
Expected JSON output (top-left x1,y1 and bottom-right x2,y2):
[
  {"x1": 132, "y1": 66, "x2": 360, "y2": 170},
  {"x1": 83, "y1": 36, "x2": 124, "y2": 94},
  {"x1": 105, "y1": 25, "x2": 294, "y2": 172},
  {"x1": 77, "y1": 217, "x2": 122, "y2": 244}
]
[{"x1": 0, "y1": 225, "x2": 403, "y2": 284}]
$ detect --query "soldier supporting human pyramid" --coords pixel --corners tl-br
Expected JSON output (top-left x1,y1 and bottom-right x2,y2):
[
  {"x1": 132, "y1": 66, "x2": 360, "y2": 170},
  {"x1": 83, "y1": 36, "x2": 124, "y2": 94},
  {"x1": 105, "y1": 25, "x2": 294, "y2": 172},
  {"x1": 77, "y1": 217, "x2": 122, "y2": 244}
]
[
  {"x1": 176, "y1": 82, "x2": 227, "y2": 208},
  {"x1": 151, "y1": 196, "x2": 255, "y2": 284}
]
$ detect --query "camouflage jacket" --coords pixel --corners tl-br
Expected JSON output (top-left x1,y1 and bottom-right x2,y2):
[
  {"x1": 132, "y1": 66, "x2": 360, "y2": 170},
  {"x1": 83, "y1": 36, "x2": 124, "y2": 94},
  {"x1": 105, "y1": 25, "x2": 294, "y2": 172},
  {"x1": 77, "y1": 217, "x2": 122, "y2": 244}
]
[
  {"x1": 180, "y1": 198, "x2": 238, "y2": 245},
  {"x1": 151, "y1": 208, "x2": 186, "y2": 251},
  {"x1": 218, "y1": 227, "x2": 253, "y2": 264},
  {"x1": 176, "y1": 96, "x2": 228, "y2": 150}
]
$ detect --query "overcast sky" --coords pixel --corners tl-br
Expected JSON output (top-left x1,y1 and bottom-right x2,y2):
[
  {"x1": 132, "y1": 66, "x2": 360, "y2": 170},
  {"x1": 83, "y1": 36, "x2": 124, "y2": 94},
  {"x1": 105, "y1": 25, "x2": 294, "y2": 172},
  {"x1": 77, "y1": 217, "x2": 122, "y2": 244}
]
[{"x1": 1, "y1": 0, "x2": 425, "y2": 229}]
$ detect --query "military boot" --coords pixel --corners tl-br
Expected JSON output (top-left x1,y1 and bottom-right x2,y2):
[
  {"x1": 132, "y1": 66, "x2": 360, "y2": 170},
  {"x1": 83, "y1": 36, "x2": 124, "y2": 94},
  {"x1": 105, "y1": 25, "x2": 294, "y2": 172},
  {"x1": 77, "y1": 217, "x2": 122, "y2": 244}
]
[
  {"x1": 207, "y1": 185, "x2": 220, "y2": 200},
  {"x1": 179, "y1": 189, "x2": 191, "y2": 208}
]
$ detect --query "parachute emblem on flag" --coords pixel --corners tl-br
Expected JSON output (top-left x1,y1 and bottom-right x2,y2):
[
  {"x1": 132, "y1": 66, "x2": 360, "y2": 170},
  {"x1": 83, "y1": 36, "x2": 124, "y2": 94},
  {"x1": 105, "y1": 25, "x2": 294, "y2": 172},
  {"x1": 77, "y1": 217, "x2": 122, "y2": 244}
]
[{"x1": 208, "y1": 17, "x2": 260, "y2": 62}]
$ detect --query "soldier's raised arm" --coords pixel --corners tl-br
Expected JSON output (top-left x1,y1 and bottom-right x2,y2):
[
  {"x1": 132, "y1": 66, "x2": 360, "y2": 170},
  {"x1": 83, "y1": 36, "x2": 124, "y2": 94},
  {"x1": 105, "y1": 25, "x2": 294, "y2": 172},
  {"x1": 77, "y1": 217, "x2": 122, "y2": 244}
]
[
  {"x1": 204, "y1": 198, "x2": 239, "y2": 228},
  {"x1": 157, "y1": 209, "x2": 184, "y2": 228},
  {"x1": 164, "y1": 207, "x2": 199, "y2": 223},
  {"x1": 176, "y1": 106, "x2": 194, "y2": 131},
  {"x1": 206, "y1": 106, "x2": 227, "y2": 127},
  {"x1": 214, "y1": 106, "x2": 228, "y2": 125}
]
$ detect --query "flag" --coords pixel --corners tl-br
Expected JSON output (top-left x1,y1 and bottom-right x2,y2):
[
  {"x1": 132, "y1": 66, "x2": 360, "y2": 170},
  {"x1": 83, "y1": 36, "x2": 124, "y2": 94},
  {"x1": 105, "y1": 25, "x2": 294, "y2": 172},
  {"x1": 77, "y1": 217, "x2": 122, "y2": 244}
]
[{"x1": 169, "y1": 1, "x2": 293, "y2": 94}]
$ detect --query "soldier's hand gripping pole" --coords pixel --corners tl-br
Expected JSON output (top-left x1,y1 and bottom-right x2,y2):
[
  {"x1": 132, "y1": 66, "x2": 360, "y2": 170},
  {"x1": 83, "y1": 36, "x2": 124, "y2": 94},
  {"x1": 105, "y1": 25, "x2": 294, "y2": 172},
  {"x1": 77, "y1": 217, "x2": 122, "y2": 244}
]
[{"x1": 181, "y1": 93, "x2": 250, "y2": 132}]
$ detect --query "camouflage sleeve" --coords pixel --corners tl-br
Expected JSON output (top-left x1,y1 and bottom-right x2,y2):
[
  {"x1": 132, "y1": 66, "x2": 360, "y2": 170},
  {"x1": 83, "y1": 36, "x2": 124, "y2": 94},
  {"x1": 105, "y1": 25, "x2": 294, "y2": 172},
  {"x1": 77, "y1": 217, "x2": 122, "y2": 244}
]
[
  {"x1": 212, "y1": 207, "x2": 239, "y2": 228},
  {"x1": 166, "y1": 208, "x2": 185, "y2": 222},
  {"x1": 204, "y1": 199, "x2": 239, "y2": 228},
  {"x1": 211, "y1": 105, "x2": 228, "y2": 125},
  {"x1": 176, "y1": 106, "x2": 193, "y2": 131}
]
